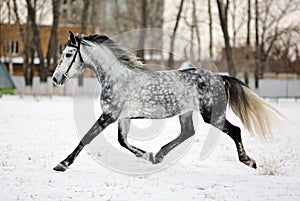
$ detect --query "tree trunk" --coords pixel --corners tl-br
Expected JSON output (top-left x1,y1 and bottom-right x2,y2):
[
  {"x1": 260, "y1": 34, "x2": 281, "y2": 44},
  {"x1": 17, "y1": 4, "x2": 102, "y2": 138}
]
[
  {"x1": 6, "y1": 0, "x2": 13, "y2": 75},
  {"x1": 244, "y1": 0, "x2": 251, "y2": 85},
  {"x1": 208, "y1": 0, "x2": 213, "y2": 59},
  {"x1": 29, "y1": 45, "x2": 35, "y2": 86},
  {"x1": 192, "y1": 0, "x2": 201, "y2": 62},
  {"x1": 78, "y1": 0, "x2": 90, "y2": 87},
  {"x1": 46, "y1": 0, "x2": 60, "y2": 75},
  {"x1": 231, "y1": 0, "x2": 237, "y2": 48},
  {"x1": 81, "y1": 0, "x2": 90, "y2": 34},
  {"x1": 13, "y1": 0, "x2": 33, "y2": 86},
  {"x1": 254, "y1": 0, "x2": 259, "y2": 88},
  {"x1": 26, "y1": 0, "x2": 46, "y2": 82},
  {"x1": 114, "y1": 0, "x2": 122, "y2": 33},
  {"x1": 168, "y1": 0, "x2": 185, "y2": 69},
  {"x1": 24, "y1": 22, "x2": 35, "y2": 88},
  {"x1": 136, "y1": 0, "x2": 148, "y2": 63},
  {"x1": 216, "y1": 0, "x2": 236, "y2": 76}
]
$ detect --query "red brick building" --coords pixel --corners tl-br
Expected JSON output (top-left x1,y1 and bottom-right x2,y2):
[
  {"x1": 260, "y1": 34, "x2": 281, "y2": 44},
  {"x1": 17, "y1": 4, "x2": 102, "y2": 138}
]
[{"x1": 0, "y1": 23, "x2": 91, "y2": 76}]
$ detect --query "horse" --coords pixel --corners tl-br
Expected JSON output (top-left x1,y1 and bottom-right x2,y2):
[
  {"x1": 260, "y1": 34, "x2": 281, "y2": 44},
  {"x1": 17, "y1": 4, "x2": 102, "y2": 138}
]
[{"x1": 52, "y1": 31, "x2": 281, "y2": 172}]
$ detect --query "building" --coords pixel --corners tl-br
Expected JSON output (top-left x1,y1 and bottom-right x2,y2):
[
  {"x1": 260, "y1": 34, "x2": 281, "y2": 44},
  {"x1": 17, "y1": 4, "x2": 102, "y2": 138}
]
[
  {"x1": 0, "y1": 23, "x2": 91, "y2": 76},
  {"x1": 0, "y1": 0, "x2": 165, "y2": 76}
]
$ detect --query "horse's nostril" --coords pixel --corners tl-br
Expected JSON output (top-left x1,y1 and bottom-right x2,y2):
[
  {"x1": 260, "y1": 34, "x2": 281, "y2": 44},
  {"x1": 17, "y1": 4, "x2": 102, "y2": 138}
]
[{"x1": 53, "y1": 77, "x2": 58, "y2": 84}]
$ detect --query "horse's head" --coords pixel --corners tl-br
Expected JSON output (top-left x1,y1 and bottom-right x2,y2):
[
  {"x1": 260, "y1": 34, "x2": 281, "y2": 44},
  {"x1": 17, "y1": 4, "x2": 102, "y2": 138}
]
[{"x1": 52, "y1": 31, "x2": 84, "y2": 86}]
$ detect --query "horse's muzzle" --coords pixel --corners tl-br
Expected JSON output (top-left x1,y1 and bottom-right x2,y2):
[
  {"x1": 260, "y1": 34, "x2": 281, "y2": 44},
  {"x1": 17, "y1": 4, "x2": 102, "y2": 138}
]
[
  {"x1": 52, "y1": 77, "x2": 58, "y2": 85},
  {"x1": 52, "y1": 72, "x2": 67, "y2": 86}
]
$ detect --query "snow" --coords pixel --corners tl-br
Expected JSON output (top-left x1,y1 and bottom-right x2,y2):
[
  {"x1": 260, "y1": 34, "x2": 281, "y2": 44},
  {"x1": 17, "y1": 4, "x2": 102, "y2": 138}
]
[
  {"x1": 0, "y1": 95, "x2": 299, "y2": 200},
  {"x1": 1, "y1": 57, "x2": 42, "y2": 65}
]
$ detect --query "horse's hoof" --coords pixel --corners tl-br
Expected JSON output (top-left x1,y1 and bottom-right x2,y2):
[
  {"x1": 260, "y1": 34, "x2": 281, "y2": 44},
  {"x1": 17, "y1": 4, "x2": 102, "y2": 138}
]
[
  {"x1": 249, "y1": 158, "x2": 257, "y2": 169},
  {"x1": 53, "y1": 163, "x2": 68, "y2": 172},
  {"x1": 153, "y1": 153, "x2": 164, "y2": 164},
  {"x1": 148, "y1": 152, "x2": 156, "y2": 164},
  {"x1": 139, "y1": 152, "x2": 156, "y2": 164},
  {"x1": 242, "y1": 157, "x2": 257, "y2": 169}
]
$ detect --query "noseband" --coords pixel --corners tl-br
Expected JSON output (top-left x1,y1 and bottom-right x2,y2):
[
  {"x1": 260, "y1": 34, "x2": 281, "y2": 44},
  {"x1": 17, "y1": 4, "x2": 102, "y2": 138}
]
[{"x1": 63, "y1": 42, "x2": 84, "y2": 79}]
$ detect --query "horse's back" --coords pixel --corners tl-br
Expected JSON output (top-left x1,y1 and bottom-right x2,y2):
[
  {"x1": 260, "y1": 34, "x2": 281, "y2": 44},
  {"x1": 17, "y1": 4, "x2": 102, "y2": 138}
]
[
  {"x1": 122, "y1": 67, "x2": 226, "y2": 119},
  {"x1": 175, "y1": 67, "x2": 227, "y2": 112}
]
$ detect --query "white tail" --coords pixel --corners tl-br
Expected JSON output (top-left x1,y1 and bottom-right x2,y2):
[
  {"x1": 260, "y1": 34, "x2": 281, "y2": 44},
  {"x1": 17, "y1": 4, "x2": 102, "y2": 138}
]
[{"x1": 222, "y1": 76, "x2": 284, "y2": 139}]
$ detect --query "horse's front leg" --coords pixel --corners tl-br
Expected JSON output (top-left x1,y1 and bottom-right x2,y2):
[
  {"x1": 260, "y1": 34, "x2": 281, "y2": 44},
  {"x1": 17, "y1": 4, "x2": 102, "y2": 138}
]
[
  {"x1": 53, "y1": 113, "x2": 116, "y2": 172},
  {"x1": 118, "y1": 118, "x2": 155, "y2": 163}
]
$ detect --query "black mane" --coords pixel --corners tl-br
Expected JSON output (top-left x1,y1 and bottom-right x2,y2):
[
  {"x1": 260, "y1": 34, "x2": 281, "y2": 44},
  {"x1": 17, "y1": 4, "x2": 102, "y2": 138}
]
[
  {"x1": 82, "y1": 34, "x2": 150, "y2": 72},
  {"x1": 82, "y1": 34, "x2": 110, "y2": 44}
]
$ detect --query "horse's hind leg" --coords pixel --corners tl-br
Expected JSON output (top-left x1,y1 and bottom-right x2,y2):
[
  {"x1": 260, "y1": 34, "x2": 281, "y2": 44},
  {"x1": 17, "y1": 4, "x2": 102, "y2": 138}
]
[
  {"x1": 202, "y1": 111, "x2": 257, "y2": 169},
  {"x1": 118, "y1": 118, "x2": 155, "y2": 162},
  {"x1": 154, "y1": 111, "x2": 195, "y2": 164},
  {"x1": 222, "y1": 119, "x2": 257, "y2": 168}
]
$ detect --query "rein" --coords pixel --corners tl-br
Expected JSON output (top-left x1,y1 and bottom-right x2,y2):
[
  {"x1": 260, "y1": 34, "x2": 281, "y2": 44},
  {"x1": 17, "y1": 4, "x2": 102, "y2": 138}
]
[{"x1": 63, "y1": 42, "x2": 84, "y2": 79}]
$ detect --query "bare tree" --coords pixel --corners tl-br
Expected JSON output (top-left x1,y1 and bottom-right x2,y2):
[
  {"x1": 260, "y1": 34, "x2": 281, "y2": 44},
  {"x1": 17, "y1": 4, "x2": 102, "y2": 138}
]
[
  {"x1": 26, "y1": 0, "x2": 47, "y2": 82},
  {"x1": 12, "y1": 0, "x2": 25, "y2": 52},
  {"x1": 216, "y1": 0, "x2": 236, "y2": 76},
  {"x1": 254, "y1": 0, "x2": 259, "y2": 88},
  {"x1": 81, "y1": 0, "x2": 90, "y2": 34},
  {"x1": 183, "y1": 2, "x2": 195, "y2": 61},
  {"x1": 46, "y1": 0, "x2": 60, "y2": 76},
  {"x1": 78, "y1": 0, "x2": 90, "y2": 87},
  {"x1": 244, "y1": 0, "x2": 251, "y2": 85},
  {"x1": 12, "y1": 0, "x2": 34, "y2": 86},
  {"x1": 208, "y1": 0, "x2": 213, "y2": 58},
  {"x1": 260, "y1": 0, "x2": 299, "y2": 72},
  {"x1": 5, "y1": 0, "x2": 13, "y2": 75},
  {"x1": 269, "y1": 33, "x2": 296, "y2": 69},
  {"x1": 14, "y1": 0, "x2": 58, "y2": 87},
  {"x1": 254, "y1": 0, "x2": 300, "y2": 88},
  {"x1": 34, "y1": 0, "x2": 49, "y2": 24},
  {"x1": 192, "y1": 0, "x2": 201, "y2": 61},
  {"x1": 183, "y1": 0, "x2": 201, "y2": 62},
  {"x1": 148, "y1": 0, "x2": 164, "y2": 63},
  {"x1": 0, "y1": 2, "x2": 3, "y2": 59},
  {"x1": 168, "y1": 0, "x2": 185, "y2": 69},
  {"x1": 136, "y1": 0, "x2": 148, "y2": 62},
  {"x1": 113, "y1": 0, "x2": 122, "y2": 33},
  {"x1": 229, "y1": 0, "x2": 246, "y2": 48}
]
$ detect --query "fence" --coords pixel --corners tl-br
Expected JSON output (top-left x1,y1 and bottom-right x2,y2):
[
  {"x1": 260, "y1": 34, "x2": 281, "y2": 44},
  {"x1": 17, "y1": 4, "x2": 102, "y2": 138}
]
[
  {"x1": 11, "y1": 76, "x2": 300, "y2": 98},
  {"x1": 12, "y1": 76, "x2": 100, "y2": 96}
]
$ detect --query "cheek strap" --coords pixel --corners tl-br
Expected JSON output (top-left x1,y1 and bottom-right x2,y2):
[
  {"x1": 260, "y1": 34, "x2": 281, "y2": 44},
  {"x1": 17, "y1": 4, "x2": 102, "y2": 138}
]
[{"x1": 63, "y1": 43, "x2": 84, "y2": 79}]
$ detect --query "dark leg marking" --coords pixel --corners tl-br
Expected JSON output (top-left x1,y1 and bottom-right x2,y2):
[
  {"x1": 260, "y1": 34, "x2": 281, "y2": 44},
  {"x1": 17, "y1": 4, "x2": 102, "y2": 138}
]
[
  {"x1": 154, "y1": 111, "x2": 195, "y2": 164},
  {"x1": 221, "y1": 120, "x2": 257, "y2": 168},
  {"x1": 202, "y1": 110, "x2": 257, "y2": 169},
  {"x1": 118, "y1": 118, "x2": 155, "y2": 162},
  {"x1": 53, "y1": 113, "x2": 115, "y2": 172}
]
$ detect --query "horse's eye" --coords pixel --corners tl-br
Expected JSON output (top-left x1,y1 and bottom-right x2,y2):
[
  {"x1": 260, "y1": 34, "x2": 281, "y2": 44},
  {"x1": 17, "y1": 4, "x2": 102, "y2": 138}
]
[{"x1": 66, "y1": 53, "x2": 72, "y2": 57}]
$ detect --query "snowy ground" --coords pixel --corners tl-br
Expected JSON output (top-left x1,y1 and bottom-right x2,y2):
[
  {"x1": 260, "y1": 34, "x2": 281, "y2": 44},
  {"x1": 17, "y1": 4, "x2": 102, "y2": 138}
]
[{"x1": 0, "y1": 95, "x2": 299, "y2": 201}]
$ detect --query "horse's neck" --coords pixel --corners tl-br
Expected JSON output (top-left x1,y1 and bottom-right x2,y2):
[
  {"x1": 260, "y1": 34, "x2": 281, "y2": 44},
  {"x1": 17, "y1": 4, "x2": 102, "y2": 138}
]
[
  {"x1": 88, "y1": 57, "x2": 135, "y2": 86},
  {"x1": 81, "y1": 47, "x2": 113, "y2": 80},
  {"x1": 83, "y1": 44, "x2": 140, "y2": 86}
]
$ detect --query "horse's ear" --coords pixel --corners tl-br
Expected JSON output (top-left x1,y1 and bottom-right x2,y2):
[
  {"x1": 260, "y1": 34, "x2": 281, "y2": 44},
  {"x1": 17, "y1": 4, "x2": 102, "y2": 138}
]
[{"x1": 69, "y1": 31, "x2": 76, "y2": 44}]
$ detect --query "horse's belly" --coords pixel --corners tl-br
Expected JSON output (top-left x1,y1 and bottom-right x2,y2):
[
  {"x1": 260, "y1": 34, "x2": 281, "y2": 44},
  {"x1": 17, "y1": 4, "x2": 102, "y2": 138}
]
[
  {"x1": 120, "y1": 73, "x2": 199, "y2": 118},
  {"x1": 120, "y1": 93, "x2": 198, "y2": 119}
]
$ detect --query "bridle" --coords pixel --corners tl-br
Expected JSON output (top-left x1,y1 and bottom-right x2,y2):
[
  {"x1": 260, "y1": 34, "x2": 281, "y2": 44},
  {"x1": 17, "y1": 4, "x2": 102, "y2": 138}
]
[{"x1": 62, "y1": 41, "x2": 84, "y2": 79}]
